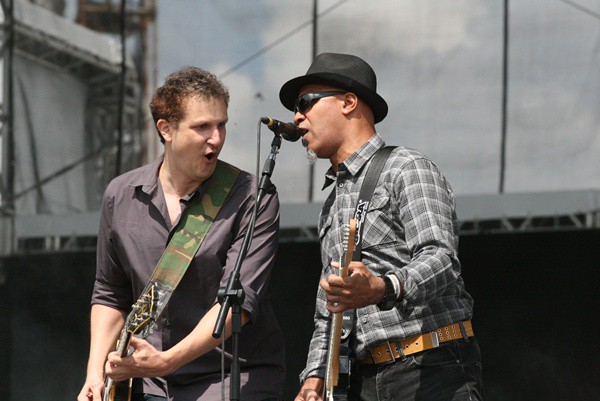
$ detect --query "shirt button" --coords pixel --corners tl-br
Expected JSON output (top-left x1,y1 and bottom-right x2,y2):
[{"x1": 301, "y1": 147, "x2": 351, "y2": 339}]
[
  {"x1": 338, "y1": 182, "x2": 344, "y2": 188},
  {"x1": 362, "y1": 317, "x2": 368, "y2": 323}
]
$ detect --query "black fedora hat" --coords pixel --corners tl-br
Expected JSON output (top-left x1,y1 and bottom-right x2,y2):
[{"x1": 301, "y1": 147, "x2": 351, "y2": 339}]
[{"x1": 279, "y1": 52, "x2": 388, "y2": 123}]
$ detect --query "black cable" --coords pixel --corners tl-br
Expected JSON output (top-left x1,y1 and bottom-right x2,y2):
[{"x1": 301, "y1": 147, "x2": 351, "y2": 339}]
[
  {"x1": 17, "y1": 77, "x2": 48, "y2": 212},
  {"x1": 218, "y1": 0, "x2": 349, "y2": 79},
  {"x1": 12, "y1": 145, "x2": 110, "y2": 201},
  {"x1": 499, "y1": 0, "x2": 509, "y2": 194},
  {"x1": 115, "y1": 0, "x2": 127, "y2": 176},
  {"x1": 1, "y1": 0, "x2": 15, "y2": 216},
  {"x1": 308, "y1": 0, "x2": 318, "y2": 203},
  {"x1": 559, "y1": 0, "x2": 600, "y2": 20}
]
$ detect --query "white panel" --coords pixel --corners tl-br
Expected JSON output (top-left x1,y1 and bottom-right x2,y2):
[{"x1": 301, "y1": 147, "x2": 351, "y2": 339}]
[{"x1": 13, "y1": 56, "x2": 90, "y2": 214}]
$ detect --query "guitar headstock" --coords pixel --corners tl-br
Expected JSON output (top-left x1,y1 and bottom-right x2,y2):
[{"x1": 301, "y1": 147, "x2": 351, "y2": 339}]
[{"x1": 126, "y1": 284, "x2": 158, "y2": 338}]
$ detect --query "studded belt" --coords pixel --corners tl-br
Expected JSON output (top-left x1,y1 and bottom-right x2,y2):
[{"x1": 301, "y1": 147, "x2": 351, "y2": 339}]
[{"x1": 360, "y1": 320, "x2": 474, "y2": 365}]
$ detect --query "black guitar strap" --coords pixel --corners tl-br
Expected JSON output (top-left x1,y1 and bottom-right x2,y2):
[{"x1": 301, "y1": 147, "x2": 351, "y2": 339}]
[
  {"x1": 340, "y1": 145, "x2": 396, "y2": 348},
  {"x1": 352, "y1": 145, "x2": 396, "y2": 261}
]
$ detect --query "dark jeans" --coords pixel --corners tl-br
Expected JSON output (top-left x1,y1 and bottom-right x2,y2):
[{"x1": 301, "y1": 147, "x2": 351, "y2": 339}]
[
  {"x1": 131, "y1": 395, "x2": 166, "y2": 401},
  {"x1": 132, "y1": 395, "x2": 166, "y2": 401},
  {"x1": 349, "y1": 338, "x2": 484, "y2": 401},
  {"x1": 132, "y1": 395, "x2": 279, "y2": 401}
]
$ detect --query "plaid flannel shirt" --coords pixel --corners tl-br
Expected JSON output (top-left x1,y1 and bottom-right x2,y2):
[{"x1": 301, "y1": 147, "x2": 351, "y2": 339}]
[{"x1": 300, "y1": 134, "x2": 474, "y2": 382}]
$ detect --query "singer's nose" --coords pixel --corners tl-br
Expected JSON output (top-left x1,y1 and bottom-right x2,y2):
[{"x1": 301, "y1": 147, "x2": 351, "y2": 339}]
[{"x1": 294, "y1": 111, "x2": 305, "y2": 126}]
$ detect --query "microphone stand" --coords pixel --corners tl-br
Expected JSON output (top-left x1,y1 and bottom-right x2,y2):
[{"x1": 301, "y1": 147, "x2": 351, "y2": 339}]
[{"x1": 212, "y1": 132, "x2": 282, "y2": 401}]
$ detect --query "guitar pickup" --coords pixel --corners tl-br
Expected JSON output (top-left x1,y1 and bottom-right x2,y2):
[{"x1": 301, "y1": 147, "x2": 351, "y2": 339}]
[{"x1": 341, "y1": 313, "x2": 353, "y2": 340}]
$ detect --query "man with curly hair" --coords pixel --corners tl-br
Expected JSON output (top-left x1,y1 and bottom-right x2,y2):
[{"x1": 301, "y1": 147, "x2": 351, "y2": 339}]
[{"x1": 78, "y1": 67, "x2": 285, "y2": 401}]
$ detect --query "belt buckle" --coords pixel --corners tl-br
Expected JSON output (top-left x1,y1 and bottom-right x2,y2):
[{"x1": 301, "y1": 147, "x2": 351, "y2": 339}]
[
  {"x1": 430, "y1": 331, "x2": 440, "y2": 348},
  {"x1": 369, "y1": 341, "x2": 396, "y2": 364},
  {"x1": 384, "y1": 341, "x2": 396, "y2": 364}
]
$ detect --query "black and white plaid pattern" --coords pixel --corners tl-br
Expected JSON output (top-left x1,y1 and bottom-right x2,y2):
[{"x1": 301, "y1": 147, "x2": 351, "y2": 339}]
[{"x1": 300, "y1": 134, "x2": 474, "y2": 382}]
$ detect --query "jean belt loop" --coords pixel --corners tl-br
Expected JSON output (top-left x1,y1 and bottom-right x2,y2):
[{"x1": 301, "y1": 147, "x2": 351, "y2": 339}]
[
  {"x1": 458, "y1": 321, "x2": 470, "y2": 343},
  {"x1": 393, "y1": 341, "x2": 408, "y2": 362}
]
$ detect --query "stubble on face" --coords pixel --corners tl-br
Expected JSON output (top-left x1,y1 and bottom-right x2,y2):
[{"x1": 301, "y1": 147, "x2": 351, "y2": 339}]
[{"x1": 163, "y1": 96, "x2": 228, "y2": 192}]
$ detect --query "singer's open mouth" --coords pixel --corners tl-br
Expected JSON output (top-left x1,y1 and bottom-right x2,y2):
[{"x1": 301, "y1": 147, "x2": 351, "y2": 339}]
[{"x1": 204, "y1": 152, "x2": 216, "y2": 161}]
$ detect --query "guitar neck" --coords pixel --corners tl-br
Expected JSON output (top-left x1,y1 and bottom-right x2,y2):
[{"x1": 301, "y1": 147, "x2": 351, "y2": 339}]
[
  {"x1": 325, "y1": 310, "x2": 343, "y2": 387},
  {"x1": 102, "y1": 320, "x2": 134, "y2": 401},
  {"x1": 324, "y1": 219, "x2": 356, "y2": 400},
  {"x1": 324, "y1": 258, "x2": 350, "y2": 396},
  {"x1": 116, "y1": 324, "x2": 133, "y2": 357}
]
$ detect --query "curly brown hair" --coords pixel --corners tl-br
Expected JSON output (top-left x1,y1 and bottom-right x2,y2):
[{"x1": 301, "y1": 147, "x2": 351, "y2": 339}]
[{"x1": 150, "y1": 66, "x2": 230, "y2": 143}]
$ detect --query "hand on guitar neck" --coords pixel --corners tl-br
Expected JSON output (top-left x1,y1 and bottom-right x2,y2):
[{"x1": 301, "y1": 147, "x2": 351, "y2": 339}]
[
  {"x1": 320, "y1": 260, "x2": 387, "y2": 313},
  {"x1": 105, "y1": 336, "x2": 170, "y2": 382}
]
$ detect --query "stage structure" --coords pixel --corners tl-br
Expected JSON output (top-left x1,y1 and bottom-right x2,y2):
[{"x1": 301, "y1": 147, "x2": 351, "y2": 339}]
[
  {"x1": 0, "y1": 0, "x2": 154, "y2": 256},
  {"x1": 0, "y1": 1, "x2": 597, "y2": 252},
  {"x1": 279, "y1": 190, "x2": 600, "y2": 242},
  {"x1": 4, "y1": 189, "x2": 600, "y2": 254},
  {"x1": 76, "y1": 0, "x2": 158, "y2": 161}
]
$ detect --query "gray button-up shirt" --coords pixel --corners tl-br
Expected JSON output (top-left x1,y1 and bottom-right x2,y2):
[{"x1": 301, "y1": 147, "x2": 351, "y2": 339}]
[
  {"x1": 92, "y1": 156, "x2": 285, "y2": 400},
  {"x1": 301, "y1": 134, "x2": 474, "y2": 382}
]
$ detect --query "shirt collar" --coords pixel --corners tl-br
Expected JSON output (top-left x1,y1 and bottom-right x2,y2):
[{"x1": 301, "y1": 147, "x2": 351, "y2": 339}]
[
  {"x1": 322, "y1": 134, "x2": 386, "y2": 189},
  {"x1": 130, "y1": 154, "x2": 208, "y2": 202},
  {"x1": 128, "y1": 154, "x2": 163, "y2": 196}
]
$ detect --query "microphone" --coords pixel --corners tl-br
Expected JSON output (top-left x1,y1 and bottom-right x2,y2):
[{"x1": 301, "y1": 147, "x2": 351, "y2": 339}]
[{"x1": 260, "y1": 117, "x2": 302, "y2": 142}]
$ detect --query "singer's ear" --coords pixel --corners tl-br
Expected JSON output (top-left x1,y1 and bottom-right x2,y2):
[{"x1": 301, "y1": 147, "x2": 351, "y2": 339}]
[
  {"x1": 341, "y1": 92, "x2": 359, "y2": 116},
  {"x1": 156, "y1": 119, "x2": 172, "y2": 142}
]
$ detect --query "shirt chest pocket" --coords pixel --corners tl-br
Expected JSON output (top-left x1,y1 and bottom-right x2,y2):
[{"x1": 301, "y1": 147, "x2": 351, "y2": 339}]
[{"x1": 360, "y1": 195, "x2": 397, "y2": 249}]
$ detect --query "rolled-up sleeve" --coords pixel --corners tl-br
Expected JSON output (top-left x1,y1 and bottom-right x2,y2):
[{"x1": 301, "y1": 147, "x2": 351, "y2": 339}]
[
  {"x1": 92, "y1": 184, "x2": 133, "y2": 310},
  {"x1": 390, "y1": 158, "x2": 462, "y2": 309}
]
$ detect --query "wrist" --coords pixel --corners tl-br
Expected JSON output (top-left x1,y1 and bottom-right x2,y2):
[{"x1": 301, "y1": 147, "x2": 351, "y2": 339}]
[
  {"x1": 302, "y1": 376, "x2": 323, "y2": 394},
  {"x1": 87, "y1": 356, "x2": 108, "y2": 377},
  {"x1": 376, "y1": 274, "x2": 396, "y2": 310},
  {"x1": 160, "y1": 349, "x2": 179, "y2": 376},
  {"x1": 373, "y1": 275, "x2": 387, "y2": 304}
]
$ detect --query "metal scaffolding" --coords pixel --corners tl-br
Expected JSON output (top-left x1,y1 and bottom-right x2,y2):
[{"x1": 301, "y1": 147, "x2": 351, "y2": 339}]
[
  {"x1": 4, "y1": 190, "x2": 599, "y2": 254},
  {"x1": 0, "y1": 0, "x2": 150, "y2": 255},
  {"x1": 276, "y1": 190, "x2": 600, "y2": 244}
]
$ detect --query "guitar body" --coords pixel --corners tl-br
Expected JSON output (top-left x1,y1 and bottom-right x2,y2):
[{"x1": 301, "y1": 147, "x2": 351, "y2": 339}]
[
  {"x1": 327, "y1": 354, "x2": 351, "y2": 401},
  {"x1": 106, "y1": 379, "x2": 132, "y2": 401},
  {"x1": 323, "y1": 219, "x2": 357, "y2": 401}
]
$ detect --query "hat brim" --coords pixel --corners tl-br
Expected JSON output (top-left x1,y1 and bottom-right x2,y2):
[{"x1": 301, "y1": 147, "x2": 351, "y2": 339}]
[{"x1": 279, "y1": 72, "x2": 388, "y2": 124}]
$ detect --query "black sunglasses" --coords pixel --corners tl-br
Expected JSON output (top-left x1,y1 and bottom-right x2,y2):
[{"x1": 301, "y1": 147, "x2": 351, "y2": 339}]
[{"x1": 294, "y1": 91, "x2": 346, "y2": 114}]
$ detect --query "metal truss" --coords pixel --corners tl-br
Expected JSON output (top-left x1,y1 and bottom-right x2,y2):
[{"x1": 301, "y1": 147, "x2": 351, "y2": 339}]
[
  {"x1": 6, "y1": 193, "x2": 600, "y2": 253},
  {"x1": 457, "y1": 210, "x2": 600, "y2": 236},
  {"x1": 277, "y1": 212, "x2": 600, "y2": 244},
  {"x1": 0, "y1": 0, "x2": 146, "y2": 255},
  {"x1": 276, "y1": 191, "x2": 600, "y2": 243}
]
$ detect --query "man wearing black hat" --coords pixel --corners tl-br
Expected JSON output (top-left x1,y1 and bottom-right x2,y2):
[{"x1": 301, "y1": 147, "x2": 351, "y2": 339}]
[{"x1": 280, "y1": 53, "x2": 483, "y2": 401}]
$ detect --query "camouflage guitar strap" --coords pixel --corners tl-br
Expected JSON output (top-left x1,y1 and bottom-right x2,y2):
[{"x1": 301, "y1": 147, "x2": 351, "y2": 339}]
[
  {"x1": 103, "y1": 160, "x2": 241, "y2": 401},
  {"x1": 141, "y1": 159, "x2": 240, "y2": 322}
]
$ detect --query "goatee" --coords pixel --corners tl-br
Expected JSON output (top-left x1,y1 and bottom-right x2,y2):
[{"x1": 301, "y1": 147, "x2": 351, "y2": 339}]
[
  {"x1": 302, "y1": 139, "x2": 318, "y2": 166},
  {"x1": 306, "y1": 148, "x2": 318, "y2": 166}
]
